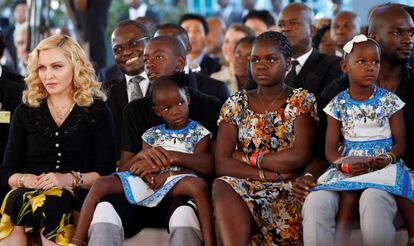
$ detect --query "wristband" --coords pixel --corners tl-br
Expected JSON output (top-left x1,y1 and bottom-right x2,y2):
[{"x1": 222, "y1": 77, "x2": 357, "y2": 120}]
[
  {"x1": 250, "y1": 152, "x2": 259, "y2": 167},
  {"x1": 341, "y1": 163, "x2": 350, "y2": 173},
  {"x1": 71, "y1": 171, "x2": 84, "y2": 188},
  {"x1": 242, "y1": 153, "x2": 250, "y2": 165},
  {"x1": 387, "y1": 152, "x2": 396, "y2": 164}
]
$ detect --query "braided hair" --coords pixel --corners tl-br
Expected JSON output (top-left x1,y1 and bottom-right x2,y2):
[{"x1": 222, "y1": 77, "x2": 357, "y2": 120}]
[{"x1": 255, "y1": 31, "x2": 292, "y2": 59}]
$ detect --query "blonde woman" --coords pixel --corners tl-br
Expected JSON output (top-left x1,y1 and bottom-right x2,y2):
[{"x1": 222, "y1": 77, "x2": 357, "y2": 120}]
[{"x1": 0, "y1": 35, "x2": 116, "y2": 246}]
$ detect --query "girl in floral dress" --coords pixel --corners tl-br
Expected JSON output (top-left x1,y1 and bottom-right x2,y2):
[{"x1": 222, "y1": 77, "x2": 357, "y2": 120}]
[
  {"x1": 312, "y1": 34, "x2": 414, "y2": 246},
  {"x1": 213, "y1": 31, "x2": 318, "y2": 246}
]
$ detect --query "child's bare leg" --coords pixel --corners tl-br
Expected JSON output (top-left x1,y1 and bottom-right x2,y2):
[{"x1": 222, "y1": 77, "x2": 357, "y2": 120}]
[
  {"x1": 71, "y1": 175, "x2": 124, "y2": 245},
  {"x1": 335, "y1": 191, "x2": 360, "y2": 246},
  {"x1": 395, "y1": 196, "x2": 414, "y2": 245},
  {"x1": 168, "y1": 176, "x2": 215, "y2": 246}
]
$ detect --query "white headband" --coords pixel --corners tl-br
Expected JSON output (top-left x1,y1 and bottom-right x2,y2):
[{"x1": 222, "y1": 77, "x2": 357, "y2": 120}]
[{"x1": 342, "y1": 34, "x2": 380, "y2": 58}]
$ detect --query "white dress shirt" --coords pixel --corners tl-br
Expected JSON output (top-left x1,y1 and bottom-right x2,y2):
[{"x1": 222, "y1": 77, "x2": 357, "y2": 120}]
[{"x1": 290, "y1": 48, "x2": 313, "y2": 75}]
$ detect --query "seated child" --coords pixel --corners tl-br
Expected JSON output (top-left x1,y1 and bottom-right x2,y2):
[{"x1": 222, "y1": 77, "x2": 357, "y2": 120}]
[
  {"x1": 312, "y1": 34, "x2": 414, "y2": 246},
  {"x1": 70, "y1": 73, "x2": 215, "y2": 246}
]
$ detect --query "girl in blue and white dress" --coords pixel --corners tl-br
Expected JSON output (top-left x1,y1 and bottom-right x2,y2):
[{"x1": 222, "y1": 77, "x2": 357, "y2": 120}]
[
  {"x1": 312, "y1": 35, "x2": 414, "y2": 246},
  {"x1": 70, "y1": 74, "x2": 215, "y2": 246}
]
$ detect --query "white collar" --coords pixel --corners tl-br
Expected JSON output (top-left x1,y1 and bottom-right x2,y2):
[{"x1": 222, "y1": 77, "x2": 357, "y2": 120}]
[
  {"x1": 0, "y1": 65, "x2": 2, "y2": 78},
  {"x1": 125, "y1": 71, "x2": 147, "y2": 83},
  {"x1": 335, "y1": 49, "x2": 343, "y2": 57},
  {"x1": 294, "y1": 48, "x2": 313, "y2": 68}
]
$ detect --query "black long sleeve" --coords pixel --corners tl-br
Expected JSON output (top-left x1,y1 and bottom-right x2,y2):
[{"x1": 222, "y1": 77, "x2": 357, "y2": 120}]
[{"x1": 0, "y1": 100, "x2": 116, "y2": 190}]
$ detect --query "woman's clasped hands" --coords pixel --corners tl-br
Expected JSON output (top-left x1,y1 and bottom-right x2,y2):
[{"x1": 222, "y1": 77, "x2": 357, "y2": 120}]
[{"x1": 18, "y1": 172, "x2": 73, "y2": 189}]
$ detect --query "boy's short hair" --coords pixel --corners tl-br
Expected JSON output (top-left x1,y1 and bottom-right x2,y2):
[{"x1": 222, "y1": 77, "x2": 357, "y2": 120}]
[
  {"x1": 149, "y1": 35, "x2": 186, "y2": 57},
  {"x1": 179, "y1": 14, "x2": 209, "y2": 34}
]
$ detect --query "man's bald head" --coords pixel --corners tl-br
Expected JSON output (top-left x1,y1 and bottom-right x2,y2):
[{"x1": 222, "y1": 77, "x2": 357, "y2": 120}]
[
  {"x1": 331, "y1": 11, "x2": 361, "y2": 50},
  {"x1": 368, "y1": 4, "x2": 413, "y2": 33},
  {"x1": 278, "y1": 3, "x2": 315, "y2": 57},
  {"x1": 368, "y1": 3, "x2": 414, "y2": 64},
  {"x1": 281, "y1": 3, "x2": 315, "y2": 26},
  {"x1": 334, "y1": 11, "x2": 360, "y2": 29}
]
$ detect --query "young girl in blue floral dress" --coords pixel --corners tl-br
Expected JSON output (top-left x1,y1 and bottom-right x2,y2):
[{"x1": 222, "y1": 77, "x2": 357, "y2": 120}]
[
  {"x1": 70, "y1": 74, "x2": 215, "y2": 246},
  {"x1": 313, "y1": 34, "x2": 414, "y2": 246}
]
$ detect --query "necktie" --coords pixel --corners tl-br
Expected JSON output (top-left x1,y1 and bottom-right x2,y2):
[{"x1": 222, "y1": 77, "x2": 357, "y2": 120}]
[
  {"x1": 129, "y1": 76, "x2": 144, "y2": 101},
  {"x1": 284, "y1": 60, "x2": 300, "y2": 86}
]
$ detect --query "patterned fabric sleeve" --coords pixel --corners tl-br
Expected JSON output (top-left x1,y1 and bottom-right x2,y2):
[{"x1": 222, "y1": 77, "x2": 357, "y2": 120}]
[
  {"x1": 141, "y1": 126, "x2": 159, "y2": 146},
  {"x1": 194, "y1": 122, "x2": 212, "y2": 142},
  {"x1": 287, "y1": 89, "x2": 319, "y2": 122},
  {"x1": 217, "y1": 90, "x2": 245, "y2": 126},
  {"x1": 323, "y1": 94, "x2": 341, "y2": 121},
  {"x1": 382, "y1": 90, "x2": 405, "y2": 117}
]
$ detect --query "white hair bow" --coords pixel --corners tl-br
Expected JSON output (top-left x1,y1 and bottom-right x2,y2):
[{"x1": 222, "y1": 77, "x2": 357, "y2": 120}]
[{"x1": 343, "y1": 34, "x2": 369, "y2": 55}]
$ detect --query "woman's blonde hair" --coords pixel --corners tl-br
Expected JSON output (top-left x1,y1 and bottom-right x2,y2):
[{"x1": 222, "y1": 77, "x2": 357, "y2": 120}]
[{"x1": 23, "y1": 34, "x2": 106, "y2": 107}]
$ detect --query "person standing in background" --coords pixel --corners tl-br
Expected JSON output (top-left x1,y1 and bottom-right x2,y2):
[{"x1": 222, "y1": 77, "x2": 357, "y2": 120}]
[{"x1": 73, "y1": 0, "x2": 111, "y2": 72}]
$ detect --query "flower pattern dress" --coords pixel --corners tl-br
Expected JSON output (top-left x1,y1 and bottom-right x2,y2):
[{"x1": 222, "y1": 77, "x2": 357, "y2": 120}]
[
  {"x1": 218, "y1": 89, "x2": 318, "y2": 245},
  {"x1": 0, "y1": 188, "x2": 80, "y2": 245},
  {"x1": 313, "y1": 87, "x2": 414, "y2": 202}
]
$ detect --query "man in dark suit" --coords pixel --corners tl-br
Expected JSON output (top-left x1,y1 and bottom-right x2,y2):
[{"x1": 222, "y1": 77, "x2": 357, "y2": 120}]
[
  {"x1": 0, "y1": 36, "x2": 24, "y2": 200},
  {"x1": 1, "y1": 0, "x2": 27, "y2": 71},
  {"x1": 278, "y1": 3, "x2": 343, "y2": 98},
  {"x1": 179, "y1": 14, "x2": 221, "y2": 76},
  {"x1": 97, "y1": 16, "x2": 156, "y2": 83},
  {"x1": 155, "y1": 23, "x2": 230, "y2": 103},
  {"x1": 103, "y1": 20, "x2": 151, "y2": 153},
  {"x1": 97, "y1": 64, "x2": 123, "y2": 83}
]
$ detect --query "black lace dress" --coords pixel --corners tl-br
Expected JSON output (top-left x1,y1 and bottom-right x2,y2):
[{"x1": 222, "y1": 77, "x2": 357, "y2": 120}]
[{"x1": 0, "y1": 99, "x2": 116, "y2": 245}]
